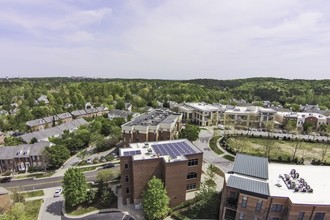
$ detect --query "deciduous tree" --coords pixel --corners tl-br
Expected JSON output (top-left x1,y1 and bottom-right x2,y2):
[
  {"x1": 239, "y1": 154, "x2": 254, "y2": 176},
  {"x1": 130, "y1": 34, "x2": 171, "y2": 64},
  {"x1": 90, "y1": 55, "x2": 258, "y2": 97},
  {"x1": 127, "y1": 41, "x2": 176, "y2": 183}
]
[
  {"x1": 143, "y1": 176, "x2": 170, "y2": 220},
  {"x1": 63, "y1": 168, "x2": 88, "y2": 208}
]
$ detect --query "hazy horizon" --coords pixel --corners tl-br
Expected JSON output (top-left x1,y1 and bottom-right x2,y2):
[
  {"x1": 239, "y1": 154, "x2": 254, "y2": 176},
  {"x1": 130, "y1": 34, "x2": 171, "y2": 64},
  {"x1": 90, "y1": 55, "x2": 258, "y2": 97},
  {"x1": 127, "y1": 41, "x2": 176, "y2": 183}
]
[{"x1": 1, "y1": 0, "x2": 330, "y2": 80}]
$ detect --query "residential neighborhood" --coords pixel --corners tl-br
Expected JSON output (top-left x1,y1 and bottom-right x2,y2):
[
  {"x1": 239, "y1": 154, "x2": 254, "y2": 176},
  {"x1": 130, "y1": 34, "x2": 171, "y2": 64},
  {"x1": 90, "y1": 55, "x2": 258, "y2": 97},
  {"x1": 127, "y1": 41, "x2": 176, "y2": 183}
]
[{"x1": 0, "y1": 78, "x2": 330, "y2": 220}]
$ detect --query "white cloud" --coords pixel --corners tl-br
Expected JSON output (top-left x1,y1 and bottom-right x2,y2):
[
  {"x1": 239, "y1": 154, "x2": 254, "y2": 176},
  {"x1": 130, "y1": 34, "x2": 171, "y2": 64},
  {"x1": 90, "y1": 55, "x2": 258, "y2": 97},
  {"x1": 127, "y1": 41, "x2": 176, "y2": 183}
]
[{"x1": 1, "y1": 0, "x2": 330, "y2": 79}]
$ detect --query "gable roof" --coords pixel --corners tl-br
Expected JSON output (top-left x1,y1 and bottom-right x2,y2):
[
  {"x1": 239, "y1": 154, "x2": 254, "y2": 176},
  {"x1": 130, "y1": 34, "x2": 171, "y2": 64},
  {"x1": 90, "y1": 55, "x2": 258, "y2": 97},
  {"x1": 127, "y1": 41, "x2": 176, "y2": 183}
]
[
  {"x1": 232, "y1": 153, "x2": 269, "y2": 180},
  {"x1": 227, "y1": 175, "x2": 269, "y2": 196}
]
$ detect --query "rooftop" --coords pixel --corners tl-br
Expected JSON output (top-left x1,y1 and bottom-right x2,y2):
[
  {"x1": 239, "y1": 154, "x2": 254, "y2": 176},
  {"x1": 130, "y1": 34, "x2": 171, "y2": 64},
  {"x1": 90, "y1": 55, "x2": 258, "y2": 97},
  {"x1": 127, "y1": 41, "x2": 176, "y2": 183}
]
[
  {"x1": 123, "y1": 109, "x2": 179, "y2": 127},
  {"x1": 0, "y1": 141, "x2": 51, "y2": 160},
  {"x1": 268, "y1": 163, "x2": 330, "y2": 205},
  {"x1": 120, "y1": 139, "x2": 202, "y2": 163},
  {"x1": 232, "y1": 153, "x2": 268, "y2": 180},
  {"x1": 185, "y1": 102, "x2": 220, "y2": 112}
]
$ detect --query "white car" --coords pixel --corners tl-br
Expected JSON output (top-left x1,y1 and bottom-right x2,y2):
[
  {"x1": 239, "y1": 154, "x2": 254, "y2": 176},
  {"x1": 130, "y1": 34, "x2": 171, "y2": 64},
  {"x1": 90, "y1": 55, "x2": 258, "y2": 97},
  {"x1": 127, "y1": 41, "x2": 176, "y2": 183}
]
[{"x1": 54, "y1": 188, "x2": 62, "y2": 197}]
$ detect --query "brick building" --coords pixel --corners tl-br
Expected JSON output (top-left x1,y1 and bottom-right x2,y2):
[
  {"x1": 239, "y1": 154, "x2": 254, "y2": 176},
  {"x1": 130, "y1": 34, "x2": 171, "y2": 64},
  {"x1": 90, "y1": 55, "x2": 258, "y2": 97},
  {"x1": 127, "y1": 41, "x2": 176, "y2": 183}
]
[
  {"x1": 119, "y1": 139, "x2": 203, "y2": 207},
  {"x1": 121, "y1": 109, "x2": 182, "y2": 147},
  {"x1": 0, "y1": 141, "x2": 51, "y2": 173},
  {"x1": 219, "y1": 154, "x2": 330, "y2": 220}
]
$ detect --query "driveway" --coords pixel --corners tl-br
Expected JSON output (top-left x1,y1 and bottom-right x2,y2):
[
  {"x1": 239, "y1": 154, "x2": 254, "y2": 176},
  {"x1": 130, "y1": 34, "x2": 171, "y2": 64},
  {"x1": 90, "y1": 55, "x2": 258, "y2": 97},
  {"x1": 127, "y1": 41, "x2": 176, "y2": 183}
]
[
  {"x1": 41, "y1": 195, "x2": 64, "y2": 220},
  {"x1": 194, "y1": 128, "x2": 234, "y2": 174},
  {"x1": 62, "y1": 212, "x2": 128, "y2": 220}
]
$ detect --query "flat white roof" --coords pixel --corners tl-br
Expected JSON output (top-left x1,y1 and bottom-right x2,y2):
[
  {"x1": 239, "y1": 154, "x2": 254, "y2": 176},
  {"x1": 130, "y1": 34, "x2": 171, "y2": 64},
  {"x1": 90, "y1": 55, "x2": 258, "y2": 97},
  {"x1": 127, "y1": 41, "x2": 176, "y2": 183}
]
[
  {"x1": 185, "y1": 103, "x2": 220, "y2": 112},
  {"x1": 268, "y1": 163, "x2": 330, "y2": 205},
  {"x1": 120, "y1": 139, "x2": 202, "y2": 163}
]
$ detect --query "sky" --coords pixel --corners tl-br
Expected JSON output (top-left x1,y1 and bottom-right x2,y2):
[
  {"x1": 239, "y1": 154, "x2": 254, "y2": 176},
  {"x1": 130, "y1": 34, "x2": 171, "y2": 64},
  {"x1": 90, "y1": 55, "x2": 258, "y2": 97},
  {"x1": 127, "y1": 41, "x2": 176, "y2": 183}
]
[{"x1": 1, "y1": 0, "x2": 330, "y2": 80}]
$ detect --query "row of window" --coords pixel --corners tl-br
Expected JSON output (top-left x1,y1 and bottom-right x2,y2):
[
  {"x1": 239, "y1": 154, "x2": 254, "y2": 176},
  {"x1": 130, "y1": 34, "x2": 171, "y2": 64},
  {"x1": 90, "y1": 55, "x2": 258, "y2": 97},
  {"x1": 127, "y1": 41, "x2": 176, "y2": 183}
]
[
  {"x1": 238, "y1": 213, "x2": 325, "y2": 220},
  {"x1": 125, "y1": 183, "x2": 197, "y2": 195},
  {"x1": 239, "y1": 197, "x2": 325, "y2": 220},
  {"x1": 241, "y1": 196, "x2": 263, "y2": 212},
  {"x1": 124, "y1": 159, "x2": 199, "y2": 170}
]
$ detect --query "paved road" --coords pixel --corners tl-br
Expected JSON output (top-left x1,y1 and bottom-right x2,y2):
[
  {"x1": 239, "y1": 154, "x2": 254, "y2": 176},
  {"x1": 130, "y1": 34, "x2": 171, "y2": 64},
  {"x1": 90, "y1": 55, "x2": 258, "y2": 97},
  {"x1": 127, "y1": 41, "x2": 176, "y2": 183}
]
[
  {"x1": 0, "y1": 166, "x2": 119, "y2": 191},
  {"x1": 193, "y1": 129, "x2": 234, "y2": 174}
]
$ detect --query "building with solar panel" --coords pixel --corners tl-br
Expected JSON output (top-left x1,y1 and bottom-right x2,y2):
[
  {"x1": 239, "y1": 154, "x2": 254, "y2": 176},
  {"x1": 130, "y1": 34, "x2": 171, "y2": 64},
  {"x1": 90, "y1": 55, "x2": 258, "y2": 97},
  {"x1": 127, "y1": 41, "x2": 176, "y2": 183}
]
[
  {"x1": 119, "y1": 139, "x2": 203, "y2": 207},
  {"x1": 219, "y1": 154, "x2": 330, "y2": 220},
  {"x1": 121, "y1": 109, "x2": 182, "y2": 147}
]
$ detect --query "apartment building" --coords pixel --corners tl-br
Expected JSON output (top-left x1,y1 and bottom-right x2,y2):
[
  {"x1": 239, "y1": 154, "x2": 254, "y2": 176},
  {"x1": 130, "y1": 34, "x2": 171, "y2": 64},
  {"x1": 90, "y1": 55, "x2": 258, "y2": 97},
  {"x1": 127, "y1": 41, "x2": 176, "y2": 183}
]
[
  {"x1": 119, "y1": 139, "x2": 203, "y2": 207},
  {"x1": 26, "y1": 112, "x2": 73, "y2": 131},
  {"x1": 224, "y1": 106, "x2": 276, "y2": 128},
  {"x1": 179, "y1": 103, "x2": 276, "y2": 128},
  {"x1": 277, "y1": 112, "x2": 328, "y2": 131},
  {"x1": 121, "y1": 109, "x2": 182, "y2": 147},
  {"x1": 0, "y1": 141, "x2": 51, "y2": 173},
  {"x1": 179, "y1": 103, "x2": 221, "y2": 126},
  {"x1": 219, "y1": 154, "x2": 330, "y2": 220}
]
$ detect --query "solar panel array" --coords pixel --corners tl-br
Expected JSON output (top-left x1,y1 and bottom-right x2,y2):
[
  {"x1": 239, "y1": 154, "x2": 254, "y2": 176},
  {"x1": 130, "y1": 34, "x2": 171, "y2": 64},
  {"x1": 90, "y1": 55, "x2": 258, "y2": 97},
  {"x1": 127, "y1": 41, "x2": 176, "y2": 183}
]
[
  {"x1": 123, "y1": 150, "x2": 142, "y2": 156},
  {"x1": 152, "y1": 141, "x2": 197, "y2": 158}
]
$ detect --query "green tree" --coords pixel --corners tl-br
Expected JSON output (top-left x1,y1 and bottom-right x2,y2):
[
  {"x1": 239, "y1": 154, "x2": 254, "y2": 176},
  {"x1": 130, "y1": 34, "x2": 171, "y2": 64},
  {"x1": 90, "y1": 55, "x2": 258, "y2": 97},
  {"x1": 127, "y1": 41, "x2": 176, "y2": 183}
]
[
  {"x1": 143, "y1": 176, "x2": 170, "y2": 220},
  {"x1": 96, "y1": 169, "x2": 116, "y2": 207},
  {"x1": 196, "y1": 164, "x2": 217, "y2": 206},
  {"x1": 63, "y1": 168, "x2": 88, "y2": 208},
  {"x1": 2, "y1": 203, "x2": 27, "y2": 220},
  {"x1": 46, "y1": 145, "x2": 70, "y2": 169},
  {"x1": 179, "y1": 124, "x2": 200, "y2": 141}
]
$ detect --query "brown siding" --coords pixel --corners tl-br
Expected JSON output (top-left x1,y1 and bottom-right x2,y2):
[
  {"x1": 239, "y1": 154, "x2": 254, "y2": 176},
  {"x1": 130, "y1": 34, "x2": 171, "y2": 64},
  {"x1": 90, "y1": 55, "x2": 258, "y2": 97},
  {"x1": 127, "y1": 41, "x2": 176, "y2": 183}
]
[{"x1": 164, "y1": 160, "x2": 188, "y2": 207}]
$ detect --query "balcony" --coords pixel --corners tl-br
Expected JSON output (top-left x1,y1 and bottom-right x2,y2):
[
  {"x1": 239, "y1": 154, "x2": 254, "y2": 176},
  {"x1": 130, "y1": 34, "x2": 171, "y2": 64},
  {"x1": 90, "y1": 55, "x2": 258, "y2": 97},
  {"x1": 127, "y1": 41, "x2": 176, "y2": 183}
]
[{"x1": 226, "y1": 197, "x2": 238, "y2": 209}]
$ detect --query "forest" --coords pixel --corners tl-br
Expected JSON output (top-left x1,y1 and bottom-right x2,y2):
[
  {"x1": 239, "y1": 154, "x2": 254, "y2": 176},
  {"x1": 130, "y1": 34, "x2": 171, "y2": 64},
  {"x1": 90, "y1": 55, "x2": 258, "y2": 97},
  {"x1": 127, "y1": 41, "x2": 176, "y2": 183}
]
[{"x1": 0, "y1": 77, "x2": 329, "y2": 132}]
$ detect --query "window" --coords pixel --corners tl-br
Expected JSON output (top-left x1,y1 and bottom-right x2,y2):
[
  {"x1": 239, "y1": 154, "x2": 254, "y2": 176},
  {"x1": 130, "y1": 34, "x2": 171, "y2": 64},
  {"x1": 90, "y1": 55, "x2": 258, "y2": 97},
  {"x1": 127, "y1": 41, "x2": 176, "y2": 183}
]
[
  {"x1": 187, "y1": 172, "x2": 197, "y2": 179},
  {"x1": 124, "y1": 163, "x2": 128, "y2": 169},
  {"x1": 186, "y1": 183, "x2": 196, "y2": 190},
  {"x1": 314, "y1": 213, "x2": 325, "y2": 220},
  {"x1": 241, "y1": 196, "x2": 248, "y2": 208},
  {"x1": 297, "y1": 212, "x2": 305, "y2": 220},
  {"x1": 188, "y1": 159, "x2": 198, "y2": 166},
  {"x1": 126, "y1": 187, "x2": 130, "y2": 194},
  {"x1": 271, "y1": 204, "x2": 283, "y2": 212},
  {"x1": 125, "y1": 175, "x2": 129, "y2": 183},
  {"x1": 255, "y1": 200, "x2": 263, "y2": 212},
  {"x1": 239, "y1": 213, "x2": 244, "y2": 220}
]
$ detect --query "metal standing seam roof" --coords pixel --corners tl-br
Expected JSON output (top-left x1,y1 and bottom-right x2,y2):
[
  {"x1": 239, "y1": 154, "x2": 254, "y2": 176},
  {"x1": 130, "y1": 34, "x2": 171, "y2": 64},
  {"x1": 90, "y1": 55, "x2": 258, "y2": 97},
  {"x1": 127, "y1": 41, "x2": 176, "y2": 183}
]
[
  {"x1": 232, "y1": 153, "x2": 269, "y2": 179},
  {"x1": 227, "y1": 175, "x2": 269, "y2": 196}
]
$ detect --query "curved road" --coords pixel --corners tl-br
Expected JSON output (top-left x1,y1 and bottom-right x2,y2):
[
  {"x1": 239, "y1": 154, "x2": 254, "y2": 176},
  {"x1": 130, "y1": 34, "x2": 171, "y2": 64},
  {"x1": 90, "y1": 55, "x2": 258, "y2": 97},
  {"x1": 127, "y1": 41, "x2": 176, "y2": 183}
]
[{"x1": 193, "y1": 128, "x2": 234, "y2": 174}]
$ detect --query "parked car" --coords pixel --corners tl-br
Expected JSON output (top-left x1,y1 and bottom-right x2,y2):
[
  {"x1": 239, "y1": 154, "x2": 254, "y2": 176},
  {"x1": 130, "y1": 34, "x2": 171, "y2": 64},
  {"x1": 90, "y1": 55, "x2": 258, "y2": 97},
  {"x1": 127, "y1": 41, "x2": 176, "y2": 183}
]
[
  {"x1": 86, "y1": 158, "x2": 92, "y2": 164},
  {"x1": 103, "y1": 163, "x2": 115, "y2": 169},
  {"x1": 0, "y1": 177, "x2": 12, "y2": 183},
  {"x1": 54, "y1": 188, "x2": 62, "y2": 197}
]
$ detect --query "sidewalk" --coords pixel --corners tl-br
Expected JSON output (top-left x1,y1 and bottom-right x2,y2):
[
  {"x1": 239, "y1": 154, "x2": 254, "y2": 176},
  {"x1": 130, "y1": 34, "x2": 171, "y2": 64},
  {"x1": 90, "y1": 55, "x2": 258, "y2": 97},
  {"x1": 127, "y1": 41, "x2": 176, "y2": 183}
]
[{"x1": 51, "y1": 148, "x2": 116, "y2": 177}]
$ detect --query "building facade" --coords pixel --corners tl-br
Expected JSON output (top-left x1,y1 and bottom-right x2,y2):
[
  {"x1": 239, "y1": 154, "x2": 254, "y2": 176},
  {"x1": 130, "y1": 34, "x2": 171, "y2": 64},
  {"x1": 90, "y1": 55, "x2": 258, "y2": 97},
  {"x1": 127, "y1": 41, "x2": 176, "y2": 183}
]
[
  {"x1": 119, "y1": 139, "x2": 203, "y2": 207},
  {"x1": 219, "y1": 154, "x2": 330, "y2": 220},
  {"x1": 121, "y1": 109, "x2": 182, "y2": 147},
  {"x1": 0, "y1": 141, "x2": 51, "y2": 173}
]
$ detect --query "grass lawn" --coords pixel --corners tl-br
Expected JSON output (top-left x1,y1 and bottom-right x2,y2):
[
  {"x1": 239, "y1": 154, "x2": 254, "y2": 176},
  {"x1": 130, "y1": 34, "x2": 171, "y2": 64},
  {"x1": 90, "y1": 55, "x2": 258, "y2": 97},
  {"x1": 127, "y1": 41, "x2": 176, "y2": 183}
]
[
  {"x1": 227, "y1": 136, "x2": 330, "y2": 162},
  {"x1": 172, "y1": 192, "x2": 220, "y2": 219},
  {"x1": 77, "y1": 165, "x2": 103, "y2": 172},
  {"x1": 223, "y1": 155, "x2": 235, "y2": 162},
  {"x1": 65, "y1": 196, "x2": 118, "y2": 216},
  {"x1": 15, "y1": 172, "x2": 55, "y2": 179},
  {"x1": 20, "y1": 190, "x2": 44, "y2": 198},
  {"x1": 25, "y1": 199, "x2": 43, "y2": 220},
  {"x1": 209, "y1": 136, "x2": 224, "y2": 155}
]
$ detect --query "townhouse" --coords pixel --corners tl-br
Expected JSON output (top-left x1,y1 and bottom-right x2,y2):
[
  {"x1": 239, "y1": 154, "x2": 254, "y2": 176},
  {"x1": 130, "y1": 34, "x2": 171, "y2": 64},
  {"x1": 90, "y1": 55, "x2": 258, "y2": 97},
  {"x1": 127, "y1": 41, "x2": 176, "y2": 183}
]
[
  {"x1": 0, "y1": 141, "x2": 51, "y2": 173},
  {"x1": 219, "y1": 154, "x2": 330, "y2": 220},
  {"x1": 119, "y1": 139, "x2": 203, "y2": 207}
]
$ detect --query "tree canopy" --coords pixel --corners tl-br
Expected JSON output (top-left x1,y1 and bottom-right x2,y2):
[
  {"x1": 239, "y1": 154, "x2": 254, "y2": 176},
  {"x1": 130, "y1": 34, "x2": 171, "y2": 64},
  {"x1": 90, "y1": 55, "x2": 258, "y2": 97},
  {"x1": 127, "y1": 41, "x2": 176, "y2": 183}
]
[
  {"x1": 143, "y1": 176, "x2": 170, "y2": 220},
  {"x1": 63, "y1": 168, "x2": 89, "y2": 208},
  {"x1": 179, "y1": 124, "x2": 200, "y2": 142}
]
